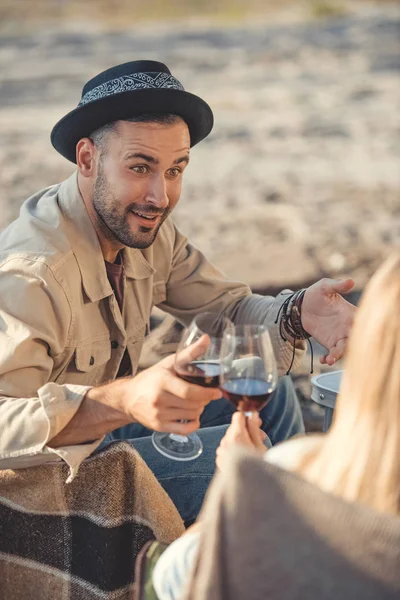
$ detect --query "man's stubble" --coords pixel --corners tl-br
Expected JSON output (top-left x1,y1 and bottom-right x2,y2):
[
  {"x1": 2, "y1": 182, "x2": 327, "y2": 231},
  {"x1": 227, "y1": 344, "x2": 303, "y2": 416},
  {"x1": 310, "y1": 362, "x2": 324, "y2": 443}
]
[{"x1": 92, "y1": 158, "x2": 170, "y2": 250}]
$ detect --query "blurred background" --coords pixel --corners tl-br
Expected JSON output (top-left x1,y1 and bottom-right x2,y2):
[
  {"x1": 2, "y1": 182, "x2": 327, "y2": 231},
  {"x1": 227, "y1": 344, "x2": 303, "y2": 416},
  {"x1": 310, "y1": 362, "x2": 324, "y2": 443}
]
[{"x1": 0, "y1": 0, "x2": 399, "y2": 427}]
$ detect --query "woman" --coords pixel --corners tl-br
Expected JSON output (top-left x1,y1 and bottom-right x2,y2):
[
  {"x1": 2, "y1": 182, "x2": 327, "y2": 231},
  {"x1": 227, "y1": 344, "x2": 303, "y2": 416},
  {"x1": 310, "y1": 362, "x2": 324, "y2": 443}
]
[{"x1": 153, "y1": 253, "x2": 400, "y2": 599}]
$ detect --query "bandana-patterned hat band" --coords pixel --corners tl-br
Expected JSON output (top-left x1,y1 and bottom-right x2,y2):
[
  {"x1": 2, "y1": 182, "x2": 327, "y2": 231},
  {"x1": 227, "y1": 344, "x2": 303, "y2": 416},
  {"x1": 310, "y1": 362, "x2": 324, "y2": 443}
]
[{"x1": 79, "y1": 72, "x2": 185, "y2": 106}]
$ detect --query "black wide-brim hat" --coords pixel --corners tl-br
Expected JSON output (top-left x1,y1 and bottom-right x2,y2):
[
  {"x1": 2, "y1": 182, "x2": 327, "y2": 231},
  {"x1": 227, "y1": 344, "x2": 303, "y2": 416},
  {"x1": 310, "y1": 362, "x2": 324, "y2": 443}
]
[{"x1": 51, "y1": 60, "x2": 214, "y2": 163}]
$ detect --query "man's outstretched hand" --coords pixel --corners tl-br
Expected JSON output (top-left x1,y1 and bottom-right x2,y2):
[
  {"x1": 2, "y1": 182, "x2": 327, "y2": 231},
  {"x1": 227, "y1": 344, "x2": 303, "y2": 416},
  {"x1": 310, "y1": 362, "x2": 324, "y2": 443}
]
[{"x1": 301, "y1": 278, "x2": 356, "y2": 365}]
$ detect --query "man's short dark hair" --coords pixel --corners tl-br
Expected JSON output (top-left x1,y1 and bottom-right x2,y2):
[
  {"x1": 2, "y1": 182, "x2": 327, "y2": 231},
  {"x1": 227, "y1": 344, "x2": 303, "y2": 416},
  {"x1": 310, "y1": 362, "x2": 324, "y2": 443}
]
[{"x1": 90, "y1": 114, "x2": 183, "y2": 153}]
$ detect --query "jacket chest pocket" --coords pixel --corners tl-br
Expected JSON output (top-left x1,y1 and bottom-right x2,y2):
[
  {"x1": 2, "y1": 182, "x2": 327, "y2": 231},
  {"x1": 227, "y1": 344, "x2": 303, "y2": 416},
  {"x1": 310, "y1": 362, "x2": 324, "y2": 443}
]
[
  {"x1": 75, "y1": 343, "x2": 111, "y2": 370},
  {"x1": 73, "y1": 341, "x2": 112, "y2": 385},
  {"x1": 53, "y1": 342, "x2": 112, "y2": 386}
]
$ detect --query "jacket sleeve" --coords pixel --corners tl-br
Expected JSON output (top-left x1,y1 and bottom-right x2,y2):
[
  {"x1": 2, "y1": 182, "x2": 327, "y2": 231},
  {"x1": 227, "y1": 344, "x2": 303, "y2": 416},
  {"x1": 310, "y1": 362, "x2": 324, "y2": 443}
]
[
  {"x1": 0, "y1": 257, "x2": 101, "y2": 480},
  {"x1": 158, "y1": 224, "x2": 306, "y2": 375}
]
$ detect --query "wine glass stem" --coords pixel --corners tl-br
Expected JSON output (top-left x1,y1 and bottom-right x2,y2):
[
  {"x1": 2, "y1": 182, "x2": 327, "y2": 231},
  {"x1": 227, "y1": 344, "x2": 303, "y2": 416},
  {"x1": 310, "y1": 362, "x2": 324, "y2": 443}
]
[
  {"x1": 170, "y1": 419, "x2": 191, "y2": 443},
  {"x1": 169, "y1": 434, "x2": 189, "y2": 443}
]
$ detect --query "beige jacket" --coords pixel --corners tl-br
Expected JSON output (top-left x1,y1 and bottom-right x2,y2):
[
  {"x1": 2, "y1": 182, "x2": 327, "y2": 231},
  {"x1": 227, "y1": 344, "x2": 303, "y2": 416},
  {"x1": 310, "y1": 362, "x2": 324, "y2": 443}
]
[{"x1": 0, "y1": 173, "x2": 305, "y2": 479}]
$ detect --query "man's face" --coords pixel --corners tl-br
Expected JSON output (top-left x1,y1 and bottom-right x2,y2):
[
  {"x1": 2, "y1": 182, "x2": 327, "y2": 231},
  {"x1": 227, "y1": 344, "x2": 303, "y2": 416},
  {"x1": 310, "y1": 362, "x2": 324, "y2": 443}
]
[{"x1": 91, "y1": 119, "x2": 190, "y2": 249}]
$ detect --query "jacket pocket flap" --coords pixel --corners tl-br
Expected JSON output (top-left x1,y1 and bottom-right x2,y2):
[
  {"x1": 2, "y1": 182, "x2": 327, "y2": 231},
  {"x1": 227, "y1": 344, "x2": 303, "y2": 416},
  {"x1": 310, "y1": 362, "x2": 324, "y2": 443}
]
[
  {"x1": 152, "y1": 281, "x2": 167, "y2": 305},
  {"x1": 75, "y1": 342, "x2": 111, "y2": 372}
]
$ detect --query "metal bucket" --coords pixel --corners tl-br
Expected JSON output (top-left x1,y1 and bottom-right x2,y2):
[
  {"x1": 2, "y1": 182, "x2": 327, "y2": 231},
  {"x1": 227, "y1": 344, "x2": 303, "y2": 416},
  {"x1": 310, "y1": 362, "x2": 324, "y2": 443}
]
[{"x1": 311, "y1": 370, "x2": 343, "y2": 432}]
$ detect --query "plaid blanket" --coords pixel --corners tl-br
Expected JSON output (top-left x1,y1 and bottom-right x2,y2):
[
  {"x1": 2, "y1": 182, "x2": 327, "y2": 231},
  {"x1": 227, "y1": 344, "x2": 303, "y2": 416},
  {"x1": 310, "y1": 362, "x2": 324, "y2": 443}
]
[{"x1": 0, "y1": 441, "x2": 184, "y2": 600}]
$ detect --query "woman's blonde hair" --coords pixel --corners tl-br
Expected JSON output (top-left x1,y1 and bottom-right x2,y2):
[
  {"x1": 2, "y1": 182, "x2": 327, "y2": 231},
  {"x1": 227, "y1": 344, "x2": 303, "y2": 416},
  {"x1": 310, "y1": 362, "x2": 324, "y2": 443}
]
[{"x1": 298, "y1": 253, "x2": 400, "y2": 515}]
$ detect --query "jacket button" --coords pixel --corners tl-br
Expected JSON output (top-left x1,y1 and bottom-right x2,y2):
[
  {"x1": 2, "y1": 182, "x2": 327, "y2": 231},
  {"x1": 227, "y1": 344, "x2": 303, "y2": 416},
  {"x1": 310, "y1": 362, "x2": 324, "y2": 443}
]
[
  {"x1": 89, "y1": 356, "x2": 95, "y2": 366},
  {"x1": 111, "y1": 340, "x2": 118, "y2": 350}
]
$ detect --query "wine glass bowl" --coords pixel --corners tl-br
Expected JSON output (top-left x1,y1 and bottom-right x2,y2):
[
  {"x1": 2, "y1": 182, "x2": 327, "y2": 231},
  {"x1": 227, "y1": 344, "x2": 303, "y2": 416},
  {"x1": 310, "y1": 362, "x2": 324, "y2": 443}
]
[
  {"x1": 152, "y1": 312, "x2": 233, "y2": 461},
  {"x1": 174, "y1": 312, "x2": 233, "y2": 388},
  {"x1": 220, "y1": 325, "x2": 278, "y2": 416}
]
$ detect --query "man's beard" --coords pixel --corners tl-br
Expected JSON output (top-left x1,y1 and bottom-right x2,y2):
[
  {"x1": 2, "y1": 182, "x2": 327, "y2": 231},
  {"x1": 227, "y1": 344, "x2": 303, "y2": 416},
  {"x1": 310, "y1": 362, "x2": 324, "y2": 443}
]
[{"x1": 92, "y1": 162, "x2": 169, "y2": 249}]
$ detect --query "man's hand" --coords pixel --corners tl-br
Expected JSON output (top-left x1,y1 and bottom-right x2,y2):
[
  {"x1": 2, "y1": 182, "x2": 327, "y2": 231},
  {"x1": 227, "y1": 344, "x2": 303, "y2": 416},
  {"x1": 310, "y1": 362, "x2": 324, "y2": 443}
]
[
  {"x1": 301, "y1": 278, "x2": 356, "y2": 365},
  {"x1": 216, "y1": 412, "x2": 267, "y2": 472},
  {"x1": 121, "y1": 353, "x2": 221, "y2": 435},
  {"x1": 50, "y1": 338, "x2": 219, "y2": 447}
]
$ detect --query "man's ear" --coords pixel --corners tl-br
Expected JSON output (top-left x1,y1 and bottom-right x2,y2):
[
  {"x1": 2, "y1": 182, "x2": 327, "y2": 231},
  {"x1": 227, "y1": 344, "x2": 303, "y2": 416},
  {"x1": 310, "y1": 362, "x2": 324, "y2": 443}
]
[{"x1": 76, "y1": 138, "x2": 97, "y2": 178}]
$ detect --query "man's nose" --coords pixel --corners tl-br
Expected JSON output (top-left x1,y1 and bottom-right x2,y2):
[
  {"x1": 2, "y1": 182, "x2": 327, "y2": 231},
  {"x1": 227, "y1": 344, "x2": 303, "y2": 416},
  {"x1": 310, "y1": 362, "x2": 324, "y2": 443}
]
[{"x1": 144, "y1": 174, "x2": 169, "y2": 210}]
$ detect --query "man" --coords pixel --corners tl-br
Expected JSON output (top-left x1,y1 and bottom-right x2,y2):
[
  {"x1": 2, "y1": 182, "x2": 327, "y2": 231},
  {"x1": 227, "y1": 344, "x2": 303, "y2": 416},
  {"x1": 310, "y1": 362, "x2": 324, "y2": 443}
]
[{"x1": 0, "y1": 60, "x2": 354, "y2": 523}]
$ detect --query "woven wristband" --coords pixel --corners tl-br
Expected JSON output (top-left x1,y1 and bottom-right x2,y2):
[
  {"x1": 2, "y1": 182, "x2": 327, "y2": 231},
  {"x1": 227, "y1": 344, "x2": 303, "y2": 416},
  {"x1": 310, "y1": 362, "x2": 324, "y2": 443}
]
[{"x1": 282, "y1": 289, "x2": 311, "y2": 341}]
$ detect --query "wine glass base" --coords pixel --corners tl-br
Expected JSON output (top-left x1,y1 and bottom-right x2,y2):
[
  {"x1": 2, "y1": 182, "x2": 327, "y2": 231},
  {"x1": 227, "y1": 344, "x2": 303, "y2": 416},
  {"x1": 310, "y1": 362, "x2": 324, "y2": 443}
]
[{"x1": 152, "y1": 432, "x2": 203, "y2": 461}]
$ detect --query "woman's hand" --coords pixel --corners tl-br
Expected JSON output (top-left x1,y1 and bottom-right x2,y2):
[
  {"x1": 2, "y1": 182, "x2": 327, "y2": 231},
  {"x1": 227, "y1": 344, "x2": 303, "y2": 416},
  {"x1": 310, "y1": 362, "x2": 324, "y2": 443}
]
[{"x1": 216, "y1": 412, "x2": 267, "y2": 472}]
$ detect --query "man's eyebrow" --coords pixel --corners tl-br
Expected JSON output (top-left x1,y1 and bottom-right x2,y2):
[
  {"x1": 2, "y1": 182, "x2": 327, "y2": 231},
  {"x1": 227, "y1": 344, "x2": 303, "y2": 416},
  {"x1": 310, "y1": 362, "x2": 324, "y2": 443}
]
[
  {"x1": 173, "y1": 155, "x2": 190, "y2": 166},
  {"x1": 125, "y1": 152, "x2": 159, "y2": 164}
]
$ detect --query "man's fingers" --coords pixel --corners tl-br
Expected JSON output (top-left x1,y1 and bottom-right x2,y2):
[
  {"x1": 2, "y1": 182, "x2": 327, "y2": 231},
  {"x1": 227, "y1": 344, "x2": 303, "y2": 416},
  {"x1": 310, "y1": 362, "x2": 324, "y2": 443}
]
[
  {"x1": 158, "y1": 353, "x2": 177, "y2": 369},
  {"x1": 175, "y1": 334, "x2": 211, "y2": 366},
  {"x1": 325, "y1": 278, "x2": 355, "y2": 295},
  {"x1": 324, "y1": 337, "x2": 347, "y2": 365},
  {"x1": 164, "y1": 370, "x2": 221, "y2": 405},
  {"x1": 158, "y1": 405, "x2": 203, "y2": 422},
  {"x1": 158, "y1": 389, "x2": 212, "y2": 414},
  {"x1": 159, "y1": 418, "x2": 201, "y2": 435},
  {"x1": 159, "y1": 335, "x2": 211, "y2": 372},
  {"x1": 324, "y1": 354, "x2": 339, "y2": 366}
]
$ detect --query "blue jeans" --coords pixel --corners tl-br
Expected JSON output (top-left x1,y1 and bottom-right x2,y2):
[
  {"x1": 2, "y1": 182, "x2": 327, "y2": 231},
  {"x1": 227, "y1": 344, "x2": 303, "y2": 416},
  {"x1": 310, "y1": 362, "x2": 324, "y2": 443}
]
[{"x1": 102, "y1": 376, "x2": 304, "y2": 525}]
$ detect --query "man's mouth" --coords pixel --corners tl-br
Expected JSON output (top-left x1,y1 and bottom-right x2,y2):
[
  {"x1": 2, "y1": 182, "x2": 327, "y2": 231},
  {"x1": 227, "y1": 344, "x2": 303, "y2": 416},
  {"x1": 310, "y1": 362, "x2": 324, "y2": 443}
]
[
  {"x1": 131, "y1": 210, "x2": 156, "y2": 220},
  {"x1": 129, "y1": 209, "x2": 163, "y2": 227}
]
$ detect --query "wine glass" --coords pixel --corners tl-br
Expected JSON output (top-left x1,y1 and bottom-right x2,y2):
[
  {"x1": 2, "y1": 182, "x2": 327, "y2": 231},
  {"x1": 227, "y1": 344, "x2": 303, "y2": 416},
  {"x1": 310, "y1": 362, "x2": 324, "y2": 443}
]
[
  {"x1": 152, "y1": 312, "x2": 234, "y2": 461},
  {"x1": 219, "y1": 325, "x2": 278, "y2": 417}
]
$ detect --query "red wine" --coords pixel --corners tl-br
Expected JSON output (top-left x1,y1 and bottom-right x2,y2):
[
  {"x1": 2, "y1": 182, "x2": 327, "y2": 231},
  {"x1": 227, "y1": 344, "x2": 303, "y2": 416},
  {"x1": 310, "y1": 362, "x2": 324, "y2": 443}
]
[
  {"x1": 221, "y1": 378, "x2": 274, "y2": 412},
  {"x1": 176, "y1": 361, "x2": 221, "y2": 388}
]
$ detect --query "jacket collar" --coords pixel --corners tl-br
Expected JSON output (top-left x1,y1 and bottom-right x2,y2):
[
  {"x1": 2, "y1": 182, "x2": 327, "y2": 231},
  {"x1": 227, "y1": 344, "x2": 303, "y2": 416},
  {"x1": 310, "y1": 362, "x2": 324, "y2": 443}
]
[{"x1": 58, "y1": 173, "x2": 154, "y2": 302}]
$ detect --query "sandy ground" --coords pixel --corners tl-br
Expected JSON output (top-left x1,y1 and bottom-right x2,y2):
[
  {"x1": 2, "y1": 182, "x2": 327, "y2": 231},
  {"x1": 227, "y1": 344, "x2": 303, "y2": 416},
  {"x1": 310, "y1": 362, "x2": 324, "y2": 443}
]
[{"x1": 0, "y1": 3, "x2": 399, "y2": 427}]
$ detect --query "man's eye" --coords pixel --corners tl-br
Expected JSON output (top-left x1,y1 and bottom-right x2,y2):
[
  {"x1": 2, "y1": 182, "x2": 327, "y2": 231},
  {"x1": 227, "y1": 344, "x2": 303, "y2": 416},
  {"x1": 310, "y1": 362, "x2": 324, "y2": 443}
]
[
  {"x1": 131, "y1": 165, "x2": 148, "y2": 174},
  {"x1": 168, "y1": 168, "x2": 181, "y2": 178}
]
